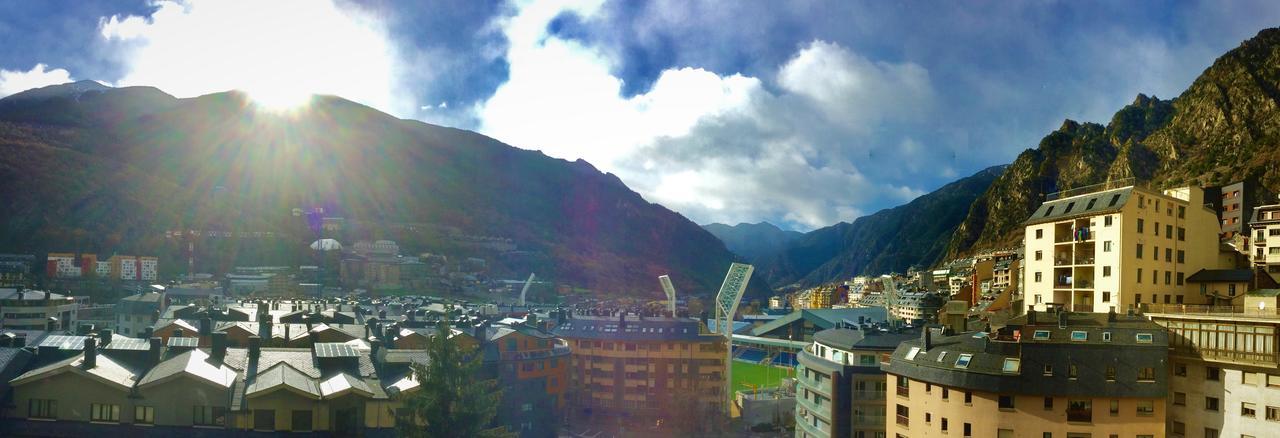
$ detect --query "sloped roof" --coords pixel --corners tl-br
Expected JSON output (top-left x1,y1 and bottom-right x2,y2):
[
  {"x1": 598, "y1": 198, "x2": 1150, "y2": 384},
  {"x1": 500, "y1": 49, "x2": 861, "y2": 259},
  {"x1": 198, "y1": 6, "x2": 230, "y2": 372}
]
[
  {"x1": 1186, "y1": 269, "x2": 1254, "y2": 283},
  {"x1": 11, "y1": 353, "x2": 142, "y2": 392},
  {"x1": 319, "y1": 372, "x2": 373, "y2": 398},
  {"x1": 750, "y1": 308, "x2": 889, "y2": 337},
  {"x1": 1024, "y1": 186, "x2": 1134, "y2": 226},
  {"x1": 245, "y1": 362, "x2": 320, "y2": 399},
  {"x1": 138, "y1": 349, "x2": 237, "y2": 389}
]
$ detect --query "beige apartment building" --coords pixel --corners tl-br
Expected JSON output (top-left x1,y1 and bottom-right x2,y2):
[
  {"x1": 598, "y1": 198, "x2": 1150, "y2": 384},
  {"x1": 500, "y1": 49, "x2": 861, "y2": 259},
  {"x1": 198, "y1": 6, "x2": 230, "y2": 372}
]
[
  {"x1": 882, "y1": 311, "x2": 1168, "y2": 438},
  {"x1": 1250, "y1": 203, "x2": 1280, "y2": 283},
  {"x1": 1148, "y1": 296, "x2": 1280, "y2": 438},
  {"x1": 1024, "y1": 184, "x2": 1223, "y2": 313}
]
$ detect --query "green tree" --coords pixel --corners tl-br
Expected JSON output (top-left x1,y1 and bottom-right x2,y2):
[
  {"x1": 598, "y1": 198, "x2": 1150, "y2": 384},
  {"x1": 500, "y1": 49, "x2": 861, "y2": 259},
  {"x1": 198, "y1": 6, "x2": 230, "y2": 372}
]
[{"x1": 397, "y1": 317, "x2": 513, "y2": 438}]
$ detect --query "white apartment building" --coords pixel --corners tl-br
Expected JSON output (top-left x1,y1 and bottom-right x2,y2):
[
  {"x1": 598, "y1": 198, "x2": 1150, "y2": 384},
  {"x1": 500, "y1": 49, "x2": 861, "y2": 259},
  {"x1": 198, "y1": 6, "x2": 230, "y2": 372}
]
[
  {"x1": 0, "y1": 289, "x2": 78, "y2": 331},
  {"x1": 1251, "y1": 204, "x2": 1280, "y2": 283}
]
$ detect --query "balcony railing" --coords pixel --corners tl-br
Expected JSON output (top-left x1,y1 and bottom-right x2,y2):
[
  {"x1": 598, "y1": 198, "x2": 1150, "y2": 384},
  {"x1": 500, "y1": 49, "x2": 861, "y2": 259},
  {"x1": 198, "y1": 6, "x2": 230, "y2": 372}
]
[
  {"x1": 500, "y1": 344, "x2": 572, "y2": 361},
  {"x1": 854, "y1": 390, "x2": 887, "y2": 401},
  {"x1": 896, "y1": 386, "x2": 909, "y2": 397},
  {"x1": 1143, "y1": 303, "x2": 1278, "y2": 316},
  {"x1": 1072, "y1": 304, "x2": 1094, "y2": 312},
  {"x1": 896, "y1": 415, "x2": 909, "y2": 426}
]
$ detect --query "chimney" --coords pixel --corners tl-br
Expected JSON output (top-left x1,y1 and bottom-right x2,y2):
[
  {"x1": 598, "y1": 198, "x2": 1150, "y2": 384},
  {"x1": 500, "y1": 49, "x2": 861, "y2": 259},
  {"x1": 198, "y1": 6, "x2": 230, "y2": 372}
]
[
  {"x1": 308, "y1": 331, "x2": 319, "y2": 354},
  {"x1": 212, "y1": 332, "x2": 227, "y2": 360},
  {"x1": 143, "y1": 326, "x2": 154, "y2": 340},
  {"x1": 1058, "y1": 310, "x2": 1068, "y2": 328},
  {"x1": 1107, "y1": 307, "x2": 1117, "y2": 322},
  {"x1": 99, "y1": 329, "x2": 113, "y2": 346},
  {"x1": 527, "y1": 313, "x2": 538, "y2": 328},
  {"x1": 149, "y1": 337, "x2": 163, "y2": 364},
  {"x1": 379, "y1": 309, "x2": 387, "y2": 320},
  {"x1": 922, "y1": 327, "x2": 933, "y2": 350},
  {"x1": 83, "y1": 336, "x2": 97, "y2": 369},
  {"x1": 249, "y1": 335, "x2": 262, "y2": 360},
  {"x1": 13, "y1": 336, "x2": 25, "y2": 348},
  {"x1": 200, "y1": 317, "x2": 212, "y2": 337},
  {"x1": 1027, "y1": 310, "x2": 1037, "y2": 325}
]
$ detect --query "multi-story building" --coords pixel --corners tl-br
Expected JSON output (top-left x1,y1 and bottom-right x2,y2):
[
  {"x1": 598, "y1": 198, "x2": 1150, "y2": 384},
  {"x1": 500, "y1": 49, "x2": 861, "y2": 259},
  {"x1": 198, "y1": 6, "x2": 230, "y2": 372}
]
[
  {"x1": 94, "y1": 260, "x2": 110, "y2": 278},
  {"x1": 1250, "y1": 203, "x2": 1280, "y2": 282},
  {"x1": 0, "y1": 289, "x2": 77, "y2": 331},
  {"x1": 109, "y1": 255, "x2": 141, "y2": 281},
  {"x1": 45, "y1": 253, "x2": 79, "y2": 278},
  {"x1": 479, "y1": 319, "x2": 571, "y2": 437},
  {"x1": 139, "y1": 256, "x2": 158, "y2": 281},
  {"x1": 115, "y1": 291, "x2": 164, "y2": 337},
  {"x1": 1024, "y1": 184, "x2": 1222, "y2": 313},
  {"x1": 553, "y1": 312, "x2": 727, "y2": 432},
  {"x1": 1147, "y1": 299, "x2": 1280, "y2": 438},
  {"x1": 0, "y1": 254, "x2": 35, "y2": 287},
  {"x1": 795, "y1": 325, "x2": 919, "y2": 438},
  {"x1": 883, "y1": 310, "x2": 1168, "y2": 438},
  {"x1": 1208, "y1": 180, "x2": 1257, "y2": 240}
]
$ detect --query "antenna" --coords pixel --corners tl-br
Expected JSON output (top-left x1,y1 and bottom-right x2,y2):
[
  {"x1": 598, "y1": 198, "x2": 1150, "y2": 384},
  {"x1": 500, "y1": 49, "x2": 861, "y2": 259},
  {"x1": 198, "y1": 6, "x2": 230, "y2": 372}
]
[{"x1": 659, "y1": 275, "x2": 677, "y2": 317}]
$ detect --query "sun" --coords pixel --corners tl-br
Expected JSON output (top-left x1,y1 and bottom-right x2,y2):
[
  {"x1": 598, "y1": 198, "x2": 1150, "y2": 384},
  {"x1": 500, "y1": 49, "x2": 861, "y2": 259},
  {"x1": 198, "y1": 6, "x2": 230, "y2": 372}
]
[{"x1": 246, "y1": 85, "x2": 314, "y2": 112}]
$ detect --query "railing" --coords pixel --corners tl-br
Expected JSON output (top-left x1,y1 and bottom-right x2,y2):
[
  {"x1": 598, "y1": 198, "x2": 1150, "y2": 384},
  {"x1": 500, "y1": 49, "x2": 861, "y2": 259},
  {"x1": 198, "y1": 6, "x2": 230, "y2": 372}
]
[
  {"x1": 1054, "y1": 258, "x2": 1072, "y2": 266},
  {"x1": 896, "y1": 415, "x2": 909, "y2": 426},
  {"x1": 500, "y1": 344, "x2": 572, "y2": 361},
  {"x1": 1144, "y1": 304, "x2": 1278, "y2": 316},
  {"x1": 896, "y1": 386, "x2": 909, "y2": 397},
  {"x1": 1073, "y1": 304, "x2": 1094, "y2": 312},
  {"x1": 854, "y1": 390, "x2": 887, "y2": 401}
]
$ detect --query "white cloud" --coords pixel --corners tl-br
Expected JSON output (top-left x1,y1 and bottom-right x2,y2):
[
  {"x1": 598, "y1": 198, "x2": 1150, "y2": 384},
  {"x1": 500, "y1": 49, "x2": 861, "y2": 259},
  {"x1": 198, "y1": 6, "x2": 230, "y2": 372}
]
[
  {"x1": 0, "y1": 64, "x2": 74, "y2": 97},
  {"x1": 100, "y1": 0, "x2": 410, "y2": 115},
  {"x1": 476, "y1": 1, "x2": 937, "y2": 230}
]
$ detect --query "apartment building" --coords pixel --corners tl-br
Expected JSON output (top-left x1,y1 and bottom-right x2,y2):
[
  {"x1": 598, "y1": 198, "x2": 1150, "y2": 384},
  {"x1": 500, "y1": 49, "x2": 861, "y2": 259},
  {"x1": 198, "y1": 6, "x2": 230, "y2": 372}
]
[
  {"x1": 795, "y1": 325, "x2": 919, "y2": 438},
  {"x1": 1208, "y1": 180, "x2": 1257, "y2": 240},
  {"x1": 1148, "y1": 298, "x2": 1280, "y2": 438},
  {"x1": 0, "y1": 254, "x2": 35, "y2": 287},
  {"x1": 480, "y1": 319, "x2": 571, "y2": 437},
  {"x1": 45, "y1": 253, "x2": 80, "y2": 278},
  {"x1": 0, "y1": 289, "x2": 77, "y2": 331},
  {"x1": 1024, "y1": 184, "x2": 1222, "y2": 313},
  {"x1": 109, "y1": 255, "x2": 140, "y2": 281},
  {"x1": 1250, "y1": 203, "x2": 1280, "y2": 282},
  {"x1": 115, "y1": 291, "x2": 164, "y2": 337},
  {"x1": 553, "y1": 312, "x2": 727, "y2": 429},
  {"x1": 139, "y1": 256, "x2": 158, "y2": 281},
  {"x1": 882, "y1": 311, "x2": 1168, "y2": 438},
  {"x1": 6, "y1": 329, "x2": 424, "y2": 435}
]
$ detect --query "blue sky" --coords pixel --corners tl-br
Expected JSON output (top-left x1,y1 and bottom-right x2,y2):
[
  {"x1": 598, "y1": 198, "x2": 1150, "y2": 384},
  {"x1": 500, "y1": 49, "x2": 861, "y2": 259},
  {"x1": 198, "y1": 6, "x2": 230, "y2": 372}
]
[{"x1": 1, "y1": 0, "x2": 1278, "y2": 230}]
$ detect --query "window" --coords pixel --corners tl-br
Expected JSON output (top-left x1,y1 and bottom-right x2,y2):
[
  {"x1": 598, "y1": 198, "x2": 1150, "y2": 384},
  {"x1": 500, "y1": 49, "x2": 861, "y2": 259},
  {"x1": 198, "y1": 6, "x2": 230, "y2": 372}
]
[
  {"x1": 1165, "y1": 248, "x2": 1172, "y2": 262},
  {"x1": 1103, "y1": 241, "x2": 1112, "y2": 252},
  {"x1": 1070, "y1": 331, "x2": 1087, "y2": 342},
  {"x1": 1177, "y1": 227, "x2": 1185, "y2": 240},
  {"x1": 1243, "y1": 402, "x2": 1257, "y2": 418},
  {"x1": 1102, "y1": 291, "x2": 1111, "y2": 302},
  {"x1": 895, "y1": 404, "x2": 909, "y2": 426},
  {"x1": 1136, "y1": 333, "x2": 1154, "y2": 344},
  {"x1": 905, "y1": 347, "x2": 921, "y2": 360},
  {"x1": 1173, "y1": 392, "x2": 1186, "y2": 406},
  {"x1": 1153, "y1": 247, "x2": 1159, "y2": 261},
  {"x1": 1245, "y1": 372, "x2": 1259, "y2": 385},
  {"x1": 1067, "y1": 399, "x2": 1092, "y2": 422},
  {"x1": 291, "y1": 410, "x2": 312, "y2": 432},
  {"x1": 1267, "y1": 405, "x2": 1280, "y2": 421},
  {"x1": 1178, "y1": 205, "x2": 1185, "y2": 218},
  {"x1": 1104, "y1": 215, "x2": 1113, "y2": 226},
  {"x1": 1035, "y1": 272, "x2": 1042, "y2": 282},
  {"x1": 942, "y1": 388, "x2": 949, "y2": 400},
  {"x1": 1035, "y1": 250, "x2": 1043, "y2": 260},
  {"x1": 955, "y1": 354, "x2": 973, "y2": 368},
  {"x1": 1166, "y1": 224, "x2": 1173, "y2": 238},
  {"x1": 1164, "y1": 271, "x2": 1171, "y2": 285},
  {"x1": 1204, "y1": 428, "x2": 1219, "y2": 438},
  {"x1": 1172, "y1": 421, "x2": 1185, "y2": 435},
  {"x1": 1109, "y1": 400, "x2": 1119, "y2": 416},
  {"x1": 1137, "y1": 367, "x2": 1155, "y2": 382},
  {"x1": 1043, "y1": 364, "x2": 1053, "y2": 376},
  {"x1": 90, "y1": 403, "x2": 120, "y2": 422},
  {"x1": 1036, "y1": 229, "x2": 1044, "y2": 239},
  {"x1": 1230, "y1": 284, "x2": 1238, "y2": 296},
  {"x1": 1137, "y1": 400, "x2": 1154, "y2": 416},
  {"x1": 135, "y1": 406, "x2": 154, "y2": 425},
  {"x1": 998, "y1": 395, "x2": 1015, "y2": 410},
  {"x1": 1155, "y1": 222, "x2": 1161, "y2": 236},
  {"x1": 1105, "y1": 366, "x2": 1116, "y2": 381},
  {"x1": 1102, "y1": 266, "x2": 1111, "y2": 277},
  {"x1": 1176, "y1": 272, "x2": 1184, "y2": 285},
  {"x1": 195, "y1": 406, "x2": 228, "y2": 427},
  {"x1": 964, "y1": 391, "x2": 972, "y2": 405},
  {"x1": 28, "y1": 399, "x2": 56, "y2": 419},
  {"x1": 964, "y1": 423, "x2": 972, "y2": 437},
  {"x1": 1136, "y1": 244, "x2": 1143, "y2": 258},
  {"x1": 1137, "y1": 268, "x2": 1142, "y2": 284},
  {"x1": 1068, "y1": 364, "x2": 1078, "y2": 379},
  {"x1": 1137, "y1": 218, "x2": 1144, "y2": 233},
  {"x1": 1043, "y1": 396, "x2": 1054, "y2": 410},
  {"x1": 1033, "y1": 330, "x2": 1051, "y2": 341},
  {"x1": 1207, "y1": 366, "x2": 1220, "y2": 381},
  {"x1": 1002, "y1": 358, "x2": 1020, "y2": 373},
  {"x1": 1205, "y1": 396, "x2": 1220, "y2": 411},
  {"x1": 253, "y1": 409, "x2": 275, "y2": 431},
  {"x1": 942, "y1": 418, "x2": 948, "y2": 431}
]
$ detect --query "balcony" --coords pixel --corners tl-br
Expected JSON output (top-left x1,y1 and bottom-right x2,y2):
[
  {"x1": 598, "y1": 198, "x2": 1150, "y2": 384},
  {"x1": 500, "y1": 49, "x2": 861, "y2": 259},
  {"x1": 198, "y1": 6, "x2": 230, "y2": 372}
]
[
  {"x1": 896, "y1": 415, "x2": 909, "y2": 427},
  {"x1": 500, "y1": 344, "x2": 572, "y2": 361},
  {"x1": 896, "y1": 385, "x2": 909, "y2": 398},
  {"x1": 854, "y1": 390, "x2": 887, "y2": 401},
  {"x1": 1072, "y1": 304, "x2": 1094, "y2": 312}
]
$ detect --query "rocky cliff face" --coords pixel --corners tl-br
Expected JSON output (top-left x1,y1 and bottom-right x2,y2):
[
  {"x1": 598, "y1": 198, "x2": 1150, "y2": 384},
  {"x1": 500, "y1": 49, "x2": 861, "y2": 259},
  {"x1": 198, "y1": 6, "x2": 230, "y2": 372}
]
[{"x1": 945, "y1": 28, "x2": 1280, "y2": 258}]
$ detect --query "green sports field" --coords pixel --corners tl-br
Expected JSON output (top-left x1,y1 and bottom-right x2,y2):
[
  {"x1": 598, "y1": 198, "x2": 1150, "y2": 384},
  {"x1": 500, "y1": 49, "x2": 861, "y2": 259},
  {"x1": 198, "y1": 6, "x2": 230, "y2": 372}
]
[{"x1": 731, "y1": 361, "x2": 794, "y2": 397}]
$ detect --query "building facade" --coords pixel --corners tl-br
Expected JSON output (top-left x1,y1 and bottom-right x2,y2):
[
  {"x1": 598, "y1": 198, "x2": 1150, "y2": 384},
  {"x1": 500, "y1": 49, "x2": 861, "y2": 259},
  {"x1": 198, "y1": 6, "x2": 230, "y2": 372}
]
[
  {"x1": 1250, "y1": 203, "x2": 1280, "y2": 282},
  {"x1": 1024, "y1": 184, "x2": 1222, "y2": 313},
  {"x1": 0, "y1": 289, "x2": 77, "y2": 331},
  {"x1": 553, "y1": 313, "x2": 727, "y2": 432},
  {"x1": 795, "y1": 326, "x2": 918, "y2": 438},
  {"x1": 882, "y1": 311, "x2": 1168, "y2": 438},
  {"x1": 1148, "y1": 304, "x2": 1280, "y2": 438}
]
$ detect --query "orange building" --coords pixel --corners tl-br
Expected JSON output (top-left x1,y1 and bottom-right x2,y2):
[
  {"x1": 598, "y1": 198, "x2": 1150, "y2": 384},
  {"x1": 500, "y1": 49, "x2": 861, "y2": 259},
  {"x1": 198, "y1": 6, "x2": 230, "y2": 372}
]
[{"x1": 476, "y1": 320, "x2": 569, "y2": 437}]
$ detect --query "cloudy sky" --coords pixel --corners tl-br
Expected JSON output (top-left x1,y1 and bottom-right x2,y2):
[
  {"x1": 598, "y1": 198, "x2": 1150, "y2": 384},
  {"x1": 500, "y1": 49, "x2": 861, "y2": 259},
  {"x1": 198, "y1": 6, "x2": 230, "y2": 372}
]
[{"x1": 2, "y1": 0, "x2": 1278, "y2": 230}]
